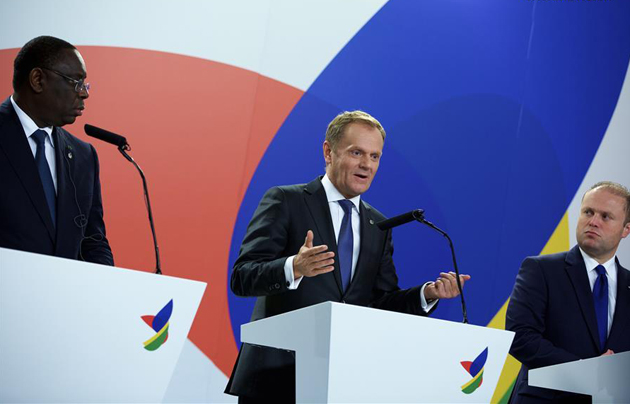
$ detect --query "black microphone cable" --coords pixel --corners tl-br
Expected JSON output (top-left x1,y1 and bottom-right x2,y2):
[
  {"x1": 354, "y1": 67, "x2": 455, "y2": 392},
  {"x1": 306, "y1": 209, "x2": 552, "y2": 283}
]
[{"x1": 61, "y1": 136, "x2": 107, "y2": 263}]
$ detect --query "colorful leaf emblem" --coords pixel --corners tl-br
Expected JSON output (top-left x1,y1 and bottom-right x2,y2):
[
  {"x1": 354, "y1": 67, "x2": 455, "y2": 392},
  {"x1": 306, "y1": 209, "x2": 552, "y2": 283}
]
[
  {"x1": 460, "y1": 347, "x2": 488, "y2": 394},
  {"x1": 142, "y1": 299, "x2": 173, "y2": 351}
]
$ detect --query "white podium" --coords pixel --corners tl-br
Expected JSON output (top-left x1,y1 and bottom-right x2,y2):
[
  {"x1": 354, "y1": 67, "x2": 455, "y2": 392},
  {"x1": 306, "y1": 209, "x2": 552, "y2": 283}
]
[
  {"x1": 529, "y1": 351, "x2": 630, "y2": 403},
  {"x1": 241, "y1": 301, "x2": 514, "y2": 403},
  {"x1": 0, "y1": 247, "x2": 206, "y2": 403}
]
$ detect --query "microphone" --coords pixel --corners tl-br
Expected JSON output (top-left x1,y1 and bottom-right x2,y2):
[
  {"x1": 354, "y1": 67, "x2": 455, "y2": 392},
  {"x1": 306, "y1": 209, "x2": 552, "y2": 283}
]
[
  {"x1": 376, "y1": 209, "x2": 424, "y2": 231},
  {"x1": 83, "y1": 124, "x2": 162, "y2": 275},
  {"x1": 377, "y1": 208, "x2": 469, "y2": 324},
  {"x1": 84, "y1": 124, "x2": 129, "y2": 148}
]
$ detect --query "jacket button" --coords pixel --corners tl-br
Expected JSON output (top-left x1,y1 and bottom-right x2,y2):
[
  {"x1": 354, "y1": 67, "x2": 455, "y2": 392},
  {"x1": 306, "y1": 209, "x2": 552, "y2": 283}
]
[{"x1": 274, "y1": 283, "x2": 280, "y2": 289}]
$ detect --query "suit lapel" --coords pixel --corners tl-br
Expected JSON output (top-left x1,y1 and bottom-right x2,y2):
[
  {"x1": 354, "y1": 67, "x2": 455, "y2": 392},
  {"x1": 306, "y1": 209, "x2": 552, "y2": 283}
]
[
  {"x1": 608, "y1": 260, "x2": 630, "y2": 347},
  {"x1": 0, "y1": 99, "x2": 56, "y2": 241},
  {"x1": 54, "y1": 129, "x2": 75, "y2": 255},
  {"x1": 353, "y1": 202, "x2": 377, "y2": 289},
  {"x1": 565, "y1": 246, "x2": 600, "y2": 351},
  {"x1": 303, "y1": 178, "x2": 343, "y2": 294}
]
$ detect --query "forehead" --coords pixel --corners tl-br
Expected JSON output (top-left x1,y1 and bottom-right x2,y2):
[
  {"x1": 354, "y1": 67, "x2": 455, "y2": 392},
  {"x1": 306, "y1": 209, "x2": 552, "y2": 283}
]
[
  {"x1": 54, "y1": 48, "x2": 87, "y2": 77},
  {"x1": 339, "y1": 123, "x2": 384, "y2": 151},
  {"x1": 582, "y1": 188, "x2": 626, "y2": 212}
]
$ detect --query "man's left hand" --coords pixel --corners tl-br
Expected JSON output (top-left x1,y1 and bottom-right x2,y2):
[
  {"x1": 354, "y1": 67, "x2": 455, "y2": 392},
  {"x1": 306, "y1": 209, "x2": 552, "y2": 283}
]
[{"x1": 424, "y1": 272, "x2": 471, "y2": 300}]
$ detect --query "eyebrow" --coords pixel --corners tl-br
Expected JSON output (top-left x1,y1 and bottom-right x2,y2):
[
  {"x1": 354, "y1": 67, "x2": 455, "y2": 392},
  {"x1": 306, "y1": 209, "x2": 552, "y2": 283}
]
[
  {"x1": 349, "y1": 145, "x2": 381, "y2": 155},
  {"x1": 583, "y1": 206, "x2": 615, "y2": 217}
]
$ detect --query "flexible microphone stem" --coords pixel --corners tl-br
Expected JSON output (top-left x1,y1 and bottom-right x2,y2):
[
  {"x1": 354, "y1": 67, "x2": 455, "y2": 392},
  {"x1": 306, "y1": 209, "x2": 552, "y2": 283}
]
[
  {"x1": 416, "y1": 217, "x2": 468, "y2": 324},
  {"x1": 118, "y1": 145, "x2": 162, "y2": 275}
]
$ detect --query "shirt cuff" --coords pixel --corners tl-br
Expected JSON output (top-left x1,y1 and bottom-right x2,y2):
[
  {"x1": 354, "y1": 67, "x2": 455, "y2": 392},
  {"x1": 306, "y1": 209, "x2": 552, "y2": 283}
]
[
  {"x1": 284, "y1": 255, "x2": 303, "y2": 289},
  {"x1": 420, "y1": 282, "x2": 438, "y2": 313}
]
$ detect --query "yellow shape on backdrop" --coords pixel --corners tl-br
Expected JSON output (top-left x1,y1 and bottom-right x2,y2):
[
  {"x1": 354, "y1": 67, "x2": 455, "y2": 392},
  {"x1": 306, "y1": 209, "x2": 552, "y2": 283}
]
[{"x1": 488, "y1": 212, "x2": 570, "y2": 403}]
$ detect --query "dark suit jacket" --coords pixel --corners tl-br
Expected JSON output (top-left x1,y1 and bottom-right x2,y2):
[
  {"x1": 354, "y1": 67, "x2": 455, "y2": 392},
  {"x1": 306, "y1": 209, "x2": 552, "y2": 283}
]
[
  {"x1": 506, "y1": 245, "x2": 630, "y2": 403},
  {"x1": 0, "y1": 97, "x2": 113, "y2": 265},
  {"x1": 225, "y1": 177, "x2": 433, "y2": 400}
]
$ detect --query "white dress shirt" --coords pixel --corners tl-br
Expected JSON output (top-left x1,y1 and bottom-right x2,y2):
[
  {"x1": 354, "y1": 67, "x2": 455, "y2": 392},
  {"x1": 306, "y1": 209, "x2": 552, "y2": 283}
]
[
  {"x1": 579, "y1": 248, "x2": 617, "y2": 336},
  {"x1": 10, "y1": 95, "x2": 57, "y2": 192},
  {"x1": 284, "y1": 175, "x2": 435, "y2": 311}
]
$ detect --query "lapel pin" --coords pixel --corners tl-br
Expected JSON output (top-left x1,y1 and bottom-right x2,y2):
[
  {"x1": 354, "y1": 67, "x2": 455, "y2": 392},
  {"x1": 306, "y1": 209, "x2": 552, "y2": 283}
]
[
  {"x1": 369, "y1": 219, "x2": 374, "y2": 225},
  {"x1": 67, "y1": 152, "x2": 73, "y2": 159}
]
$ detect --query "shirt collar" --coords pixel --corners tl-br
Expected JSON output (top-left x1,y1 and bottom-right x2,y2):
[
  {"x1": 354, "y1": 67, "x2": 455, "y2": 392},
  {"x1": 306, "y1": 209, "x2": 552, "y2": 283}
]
[
  {"x1": 321, "y1": 174, "x2": 361, "y2": 210},
  {"x1": 10, "y1": 95, "x2": 54, "y2": 147},
  {"x1": 579, "y1": 247, "x2": 616, "y2": 275}
]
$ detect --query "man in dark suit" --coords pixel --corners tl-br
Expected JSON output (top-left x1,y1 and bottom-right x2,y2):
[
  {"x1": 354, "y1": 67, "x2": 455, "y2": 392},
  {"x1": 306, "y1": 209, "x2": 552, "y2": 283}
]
[
  {"x1": 0, "y1": 36, "x2": 113, "y2": 265},
  {"x1": 226, "y1": 110, "x2": 470, "y2": 402},
  {"x1": 507, "y1": 181, "x2": 630, "y2": 403}
]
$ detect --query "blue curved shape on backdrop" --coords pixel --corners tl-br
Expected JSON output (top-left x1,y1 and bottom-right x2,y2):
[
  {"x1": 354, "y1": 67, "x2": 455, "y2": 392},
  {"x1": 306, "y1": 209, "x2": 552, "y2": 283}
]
[{"x1": 228, "y1": 0, "x2": 630, "y2": 345}]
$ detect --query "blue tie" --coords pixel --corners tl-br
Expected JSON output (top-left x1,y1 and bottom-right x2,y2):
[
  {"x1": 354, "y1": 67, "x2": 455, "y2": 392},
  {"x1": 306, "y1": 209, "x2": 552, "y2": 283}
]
[
  {"x1": 32, "y1": 130, "x2": 56, "y2": 227},
  {"x1": 338, "y1": 200, "x2": 354, "y2": 292},
  {"x1": 593, "y1": 265, "x2": 608, "y2": 351}
]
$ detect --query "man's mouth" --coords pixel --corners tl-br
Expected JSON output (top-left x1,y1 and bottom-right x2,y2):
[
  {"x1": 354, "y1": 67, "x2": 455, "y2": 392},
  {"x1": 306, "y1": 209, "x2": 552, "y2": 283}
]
[{"x1": 354, "y1": 173, "x2": 368, "y2": 180}]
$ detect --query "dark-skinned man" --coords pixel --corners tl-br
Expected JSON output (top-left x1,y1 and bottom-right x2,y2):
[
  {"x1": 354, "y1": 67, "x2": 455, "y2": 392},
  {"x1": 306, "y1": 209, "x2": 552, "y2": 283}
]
[
  {"x1": 225, "y1": 110, "x2": 470, "y2": 402},
  {"x1": 0, "y1": 36, "x2": 113, "y2": 265}
]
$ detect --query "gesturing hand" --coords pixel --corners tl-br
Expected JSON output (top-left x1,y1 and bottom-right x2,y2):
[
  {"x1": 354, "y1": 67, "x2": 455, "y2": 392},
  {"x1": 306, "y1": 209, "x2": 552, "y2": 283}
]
[
  {"x1": 424, "y1": 271, "x2": 471, "y2": 300},
  {"x1": 293, "y1": 230, "x2": 335, "y2": 280}
]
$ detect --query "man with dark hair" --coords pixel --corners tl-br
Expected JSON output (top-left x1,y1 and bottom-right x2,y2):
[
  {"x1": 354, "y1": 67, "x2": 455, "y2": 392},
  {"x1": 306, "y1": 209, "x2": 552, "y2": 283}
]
[
  {"x1": 507, "y1": 181, "x2": 630, "y2": 403},
  {"x1": 0, "y1": 35, "x2": 113, "y2": 265},
  {"x1": 226, "y1": 110, "x2": 470, "y2": 402}
]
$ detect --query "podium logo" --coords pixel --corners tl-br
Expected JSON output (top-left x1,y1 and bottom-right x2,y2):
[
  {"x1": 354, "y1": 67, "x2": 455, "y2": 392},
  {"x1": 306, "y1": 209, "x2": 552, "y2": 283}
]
[
  {"x1": 460, "y1": 347, "x2": 488, "y2": 394},
  {"x1": 141, "y1": 299, "x2": 173, "y2": 351}
]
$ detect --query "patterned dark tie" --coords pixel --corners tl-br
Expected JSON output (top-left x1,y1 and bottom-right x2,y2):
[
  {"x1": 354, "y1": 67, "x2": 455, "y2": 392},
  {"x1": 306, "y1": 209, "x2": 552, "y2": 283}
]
[
  {"x1": 338, "y1": 200, "x2": 354, "y2": 292},
  {"x1": 32, "y1": 130, "x2": 56, "y2": 227},
  {"x1": 593, "y1": 264, "x2": 608, "y2": 351}
]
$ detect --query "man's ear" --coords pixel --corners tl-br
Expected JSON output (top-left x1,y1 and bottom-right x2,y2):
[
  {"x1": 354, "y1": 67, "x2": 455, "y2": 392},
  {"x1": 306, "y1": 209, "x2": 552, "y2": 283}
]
[
  {"x1": 622, "y1": 221, "x2": 630, "y2": 239},
  {"x1": 29, "y1": 68, "x2": 45, "y2": 94},
  {"x1": 323, "y1": 141, "x2": 333, "y2": 165}
]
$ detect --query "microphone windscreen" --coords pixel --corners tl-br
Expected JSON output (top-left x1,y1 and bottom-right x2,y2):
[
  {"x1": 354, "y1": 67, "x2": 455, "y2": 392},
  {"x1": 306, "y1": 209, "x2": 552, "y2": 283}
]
[
  {"x1": 84, "y1": 124, "x2": 128, "y2": 148},
  {"x1": 375, "y1": 209, "x2": 424, "y2": 231}
]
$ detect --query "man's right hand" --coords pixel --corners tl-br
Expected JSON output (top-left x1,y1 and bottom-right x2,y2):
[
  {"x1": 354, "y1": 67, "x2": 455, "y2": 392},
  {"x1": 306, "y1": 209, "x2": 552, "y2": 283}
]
[{"x1": 293, "y1": 230, "x2": 335, "y2": 280}]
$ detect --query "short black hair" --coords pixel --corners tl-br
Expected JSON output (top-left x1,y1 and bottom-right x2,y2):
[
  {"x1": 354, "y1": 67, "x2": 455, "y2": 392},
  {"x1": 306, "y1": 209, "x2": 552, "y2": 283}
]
[{"x1": 13, "y1": 36, "x2": 76, "y2": 91}]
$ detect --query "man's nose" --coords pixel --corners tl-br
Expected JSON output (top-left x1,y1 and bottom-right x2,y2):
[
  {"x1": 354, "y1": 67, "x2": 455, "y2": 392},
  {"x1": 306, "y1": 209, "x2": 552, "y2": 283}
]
[
  {"x1": 359, "y1": 155, "x2": 373, "y2": 169},
  {"x1": 588, "y1": 214, "x2": 602, "y2": 227}
]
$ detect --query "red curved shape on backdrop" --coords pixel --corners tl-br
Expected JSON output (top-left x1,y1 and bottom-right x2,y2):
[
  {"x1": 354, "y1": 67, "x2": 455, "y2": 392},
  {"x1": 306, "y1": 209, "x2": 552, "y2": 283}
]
[{"x1": 0, "y1": 46, "x2": 304, "y2": 376}]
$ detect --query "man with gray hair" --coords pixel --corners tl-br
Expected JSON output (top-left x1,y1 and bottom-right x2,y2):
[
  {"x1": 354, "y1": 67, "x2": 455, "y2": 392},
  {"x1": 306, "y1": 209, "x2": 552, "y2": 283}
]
[
  {"x1": 226, "y1": 110, "x2": 470, "y2": 402},
  {"x1": 507, "y1": 181, "x2": 630, "y2": 403}
]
